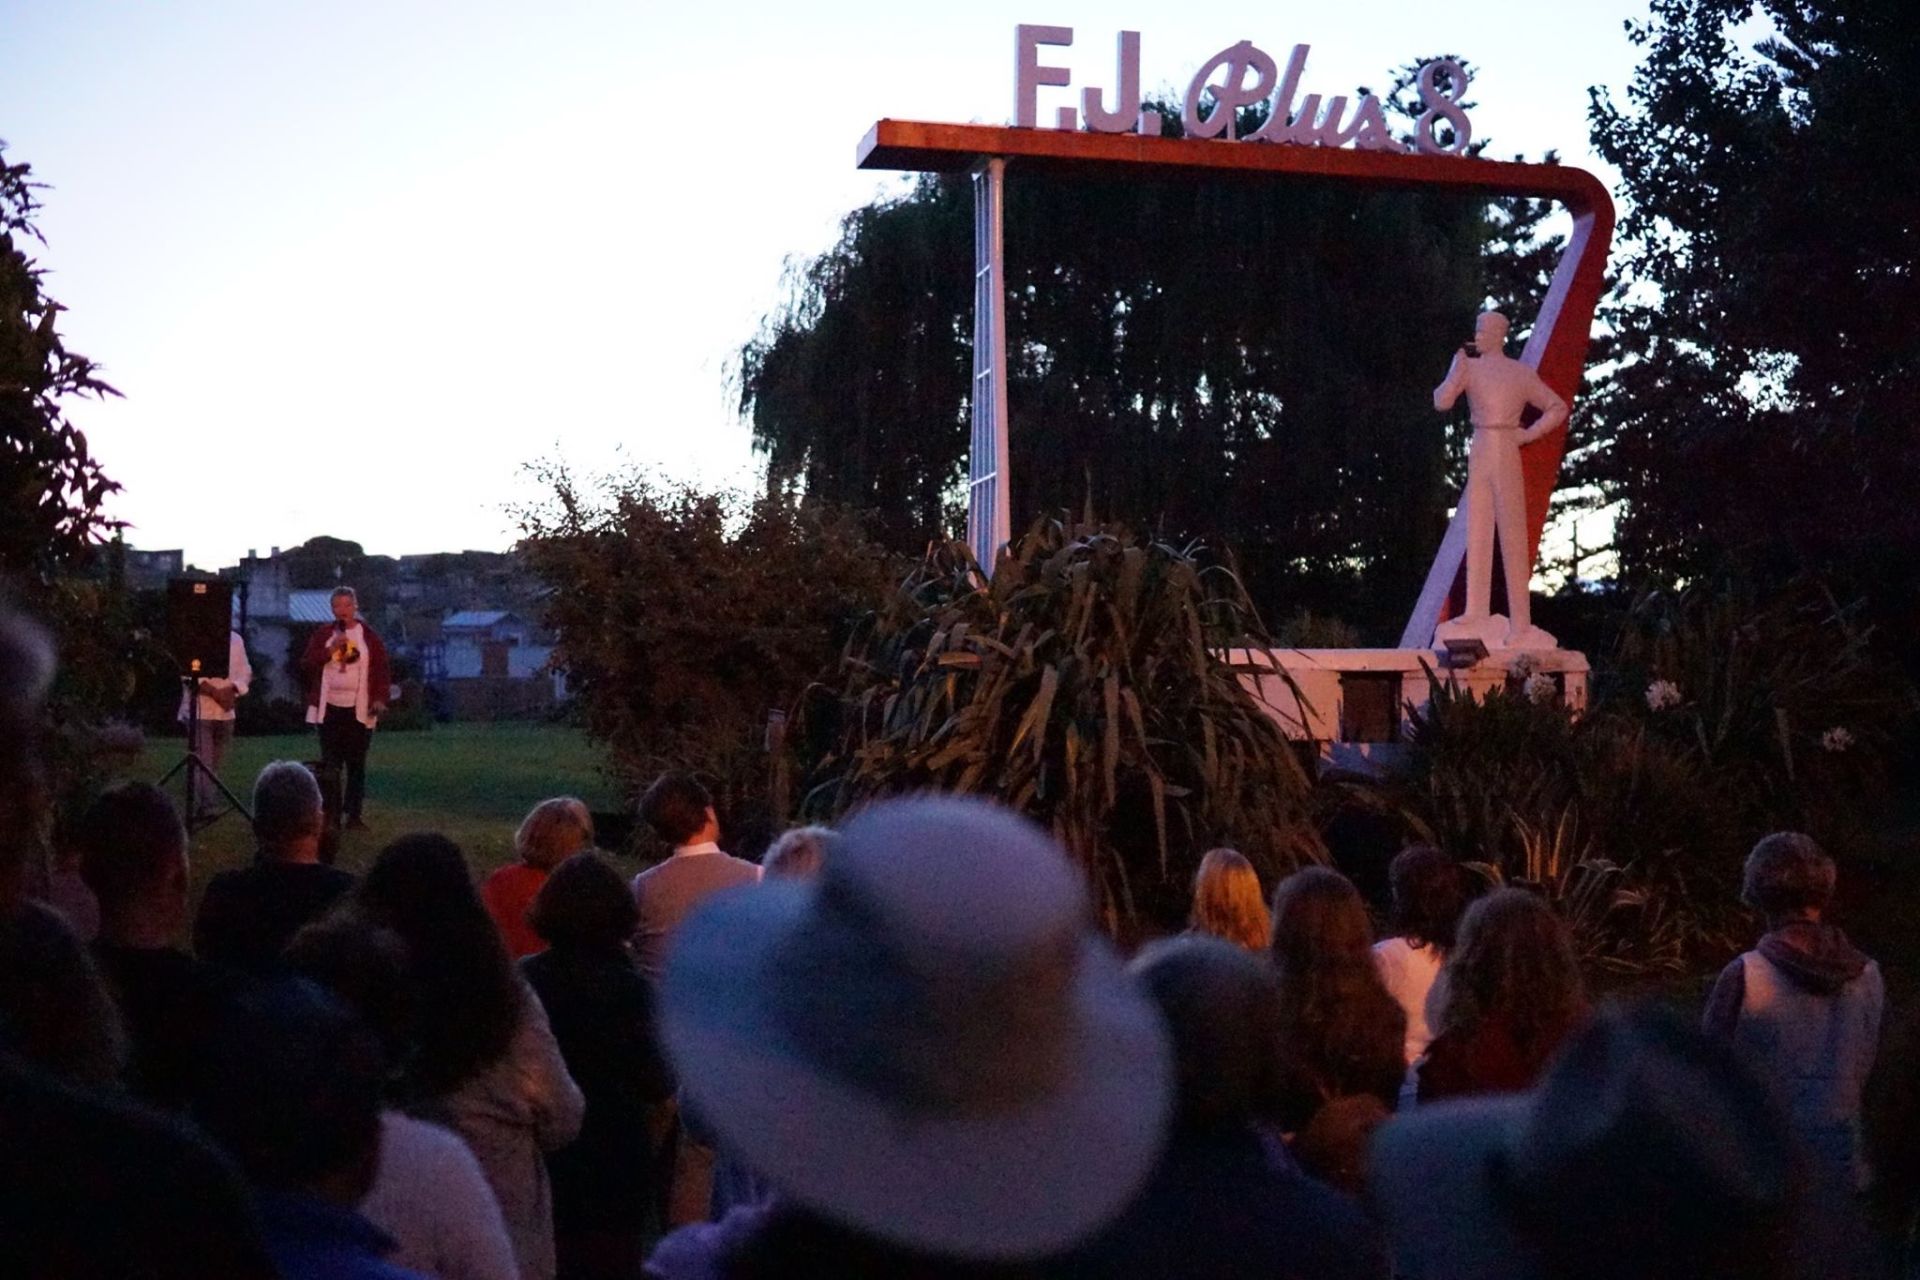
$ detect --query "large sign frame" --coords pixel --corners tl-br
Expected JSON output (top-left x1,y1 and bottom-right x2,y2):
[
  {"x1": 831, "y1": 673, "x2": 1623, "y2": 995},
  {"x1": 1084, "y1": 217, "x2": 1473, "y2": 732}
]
[{"x1": 857, "y1": 116, "x2": 1613, "y2": 648}]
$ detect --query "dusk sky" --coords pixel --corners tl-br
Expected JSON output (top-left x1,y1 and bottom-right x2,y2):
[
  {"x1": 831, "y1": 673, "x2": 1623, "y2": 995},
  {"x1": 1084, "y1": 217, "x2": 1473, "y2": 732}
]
[{"x1": 4, "y1": 0, "x2": 1652, "y2": 568}]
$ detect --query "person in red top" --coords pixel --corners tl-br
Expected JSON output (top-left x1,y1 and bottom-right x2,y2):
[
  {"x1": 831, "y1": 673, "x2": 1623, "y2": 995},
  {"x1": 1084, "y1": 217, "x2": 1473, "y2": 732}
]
[
  {"x1": 482, "y1": 798, "x2": 595, "y2": 959},
  {"x1": 1417, "y1": 887, "x2": 1590, "y2": 1103},
  {"x1": 299, "y1": 588, "x2": 392, "y2": 831}
]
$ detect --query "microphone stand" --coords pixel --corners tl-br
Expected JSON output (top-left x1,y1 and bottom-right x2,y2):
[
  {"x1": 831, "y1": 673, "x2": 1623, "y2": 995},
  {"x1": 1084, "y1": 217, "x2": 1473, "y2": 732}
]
[{"x1": 158, "y1": 669, "x2": 252, "y2": 832}]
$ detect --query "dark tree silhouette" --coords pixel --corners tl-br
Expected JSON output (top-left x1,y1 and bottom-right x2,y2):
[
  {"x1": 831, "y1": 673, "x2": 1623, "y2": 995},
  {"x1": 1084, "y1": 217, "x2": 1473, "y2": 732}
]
[
  {"x1": 0, "y1": 142, "x2": 120, "y2": 584},
  {"x1": 1580, "y1": 0, "x2": 1920, "y2": 663}
]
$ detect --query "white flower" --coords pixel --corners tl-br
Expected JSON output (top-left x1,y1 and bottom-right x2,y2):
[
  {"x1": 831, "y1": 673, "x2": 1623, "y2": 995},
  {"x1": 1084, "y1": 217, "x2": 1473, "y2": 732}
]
[
  {"x1": 1509, "y1": 653, "x2": 1539, "y2": 680},
  {"x1": 1821, "y1": 726, "x2": 1856, "y2": 753},
  {"x1": 1645, "y1": 679, "x2": 1682, "y2": 712},
  {"x1": 1524, "y1": 672, "x2": 1558, "y2": 705}
]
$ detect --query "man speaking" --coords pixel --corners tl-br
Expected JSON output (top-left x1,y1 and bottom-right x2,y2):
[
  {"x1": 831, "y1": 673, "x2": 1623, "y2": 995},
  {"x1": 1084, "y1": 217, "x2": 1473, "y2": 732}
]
[{"x1": 300, "y1": 587, "x2": 390, "y2": 831}]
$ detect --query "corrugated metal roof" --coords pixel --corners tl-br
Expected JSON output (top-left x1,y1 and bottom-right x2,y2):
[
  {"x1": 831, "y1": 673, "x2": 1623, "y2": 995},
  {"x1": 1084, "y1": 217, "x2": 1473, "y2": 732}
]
[
  {"x1": 442, "y1": 610, "x2": 514, "y2": 629},
  {"x1": 288, "y1": 590, "x2": 336, "y2": 624}
]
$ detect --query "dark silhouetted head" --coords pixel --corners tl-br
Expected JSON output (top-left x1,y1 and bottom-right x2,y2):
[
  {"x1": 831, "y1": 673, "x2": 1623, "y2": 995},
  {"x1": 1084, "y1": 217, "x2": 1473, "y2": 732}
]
[
  {"x1": 74, "y1": 782, "x2": 188, "y2": 930},
  {"x1": 191, "y1": 978, "x2": 386, "y2": 1205},
  {"x1": 1742, "y1": 832, "x2": 1835, "y2": 921},
  {"x1": 285, "y1": 909, "x2": 418, "y2": 1079},
  {"x1": 529, "y1": 852, "x2": 638, "y2": 951},
  {"x1": 1388, "y1": 844, "x2": 1467, "y2": 950},
  {"x1": 1130, "y1": 933, "x2": 1283, "y2": 1130},
  {"x1": 640, "y1": 772, "x2": 714, "y2": 846},
  {"x1": 355, "y1": 834, "x2": 517, "y2": 1097},
  {"x1": 0, "y1": 900, "x2": 124, "y2": 1086}
]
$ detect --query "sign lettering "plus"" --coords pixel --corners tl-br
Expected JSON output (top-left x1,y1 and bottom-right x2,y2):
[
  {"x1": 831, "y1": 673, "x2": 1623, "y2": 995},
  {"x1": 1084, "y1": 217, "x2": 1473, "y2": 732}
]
[{"x1": 1014, "y1": 26, "x2": 1473, "y2": 157}]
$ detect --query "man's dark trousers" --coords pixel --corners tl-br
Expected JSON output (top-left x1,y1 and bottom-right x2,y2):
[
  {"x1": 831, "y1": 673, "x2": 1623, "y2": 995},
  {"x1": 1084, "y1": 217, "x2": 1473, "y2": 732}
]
[{"x1": 318, "y1": 705, "x2": 371, "y2": 821}]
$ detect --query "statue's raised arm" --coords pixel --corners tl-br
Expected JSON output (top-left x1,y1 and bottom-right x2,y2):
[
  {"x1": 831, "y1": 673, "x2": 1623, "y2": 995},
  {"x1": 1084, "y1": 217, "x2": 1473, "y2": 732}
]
[{"x1": 1433, "y1": 349, "x2": 1469, "y2": 412}]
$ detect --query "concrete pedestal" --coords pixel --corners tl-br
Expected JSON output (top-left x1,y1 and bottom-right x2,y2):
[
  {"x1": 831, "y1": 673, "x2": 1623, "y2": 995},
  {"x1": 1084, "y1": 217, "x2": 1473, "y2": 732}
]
[{"x1": 1224, "y1": 646, "x2": 1589, "y2": 774}]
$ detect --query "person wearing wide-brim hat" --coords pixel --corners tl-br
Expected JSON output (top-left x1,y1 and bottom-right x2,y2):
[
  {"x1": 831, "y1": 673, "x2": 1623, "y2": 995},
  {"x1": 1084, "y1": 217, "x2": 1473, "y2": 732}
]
[
  {"x1": 1367, "y1": 1003, "x2": 1876, "y2": 1280},
  {"x1": 645, "y1": 797, "x2": 1174, "y2": 1275}
]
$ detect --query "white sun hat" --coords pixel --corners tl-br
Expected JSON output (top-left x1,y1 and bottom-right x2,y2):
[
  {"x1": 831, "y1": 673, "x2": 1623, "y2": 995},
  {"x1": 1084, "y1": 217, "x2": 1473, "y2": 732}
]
[{"x1": 658, "y1": 795, "x2": 1173, "y2": 1261}]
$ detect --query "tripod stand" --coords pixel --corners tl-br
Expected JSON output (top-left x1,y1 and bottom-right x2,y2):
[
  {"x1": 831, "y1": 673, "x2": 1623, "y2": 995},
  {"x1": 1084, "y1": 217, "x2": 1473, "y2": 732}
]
[{"x1": 159, "y1": 675, "x2": 251, "y2": 833}]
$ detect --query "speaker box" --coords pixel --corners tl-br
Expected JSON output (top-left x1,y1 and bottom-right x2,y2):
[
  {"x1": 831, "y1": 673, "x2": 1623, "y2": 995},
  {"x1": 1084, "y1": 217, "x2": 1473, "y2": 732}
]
[{"x1": 166, "y1": 578, "x2": 233, "y2": 679}]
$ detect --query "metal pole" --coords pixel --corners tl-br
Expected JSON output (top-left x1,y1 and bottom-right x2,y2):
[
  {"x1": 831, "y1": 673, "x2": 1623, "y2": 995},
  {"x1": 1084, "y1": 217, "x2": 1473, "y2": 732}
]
[{"x1": 967, "y1": 157, "x2": 1011, "y2": 575}]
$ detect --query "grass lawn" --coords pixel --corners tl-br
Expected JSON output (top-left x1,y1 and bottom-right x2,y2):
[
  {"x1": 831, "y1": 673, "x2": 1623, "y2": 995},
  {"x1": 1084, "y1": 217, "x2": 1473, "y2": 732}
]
[{"x1": 123, "y1": 722, "x2": 624, "y2": 909}]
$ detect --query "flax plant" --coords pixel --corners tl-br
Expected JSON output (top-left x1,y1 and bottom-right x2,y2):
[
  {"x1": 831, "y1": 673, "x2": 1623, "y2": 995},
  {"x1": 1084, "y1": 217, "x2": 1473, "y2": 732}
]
[{"x1": 810, "y1": 519, "x2": 1325, "y2": 933}]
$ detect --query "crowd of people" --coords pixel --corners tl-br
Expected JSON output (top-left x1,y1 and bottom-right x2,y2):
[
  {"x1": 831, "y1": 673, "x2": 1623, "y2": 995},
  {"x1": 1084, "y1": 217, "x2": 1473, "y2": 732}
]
[{"x1": 0, "y1": 602, "x2": 1907, "y2": 1279}]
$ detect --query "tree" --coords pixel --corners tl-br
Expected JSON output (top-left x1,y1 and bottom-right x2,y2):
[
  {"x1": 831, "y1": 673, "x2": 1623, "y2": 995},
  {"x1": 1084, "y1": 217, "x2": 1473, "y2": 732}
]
[
  {"x1": 279, "y1": 536, "x2": 370, "y2": 589},
  {"x1": 1582, "y1": 0, "x2": 1920, "y2": 661},
  {"x1": 514, "y1": 465, "x2": 900, "y2": 847},
  {"x1": 0, "y1": 142, "x2": 120, "y2": 582},
  {"x1": 739, "y1": 67, "x2": 1569, "y2": 642},
  {"x1": 0, "y1": 143, "x2": 158, "y2": 875}
]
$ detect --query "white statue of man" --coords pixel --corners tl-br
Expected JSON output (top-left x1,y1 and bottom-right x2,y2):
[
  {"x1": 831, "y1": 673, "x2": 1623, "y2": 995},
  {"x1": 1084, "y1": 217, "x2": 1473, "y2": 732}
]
[{"x1": 1431, "y1": 310, "x2": 1568, "y2": 650}]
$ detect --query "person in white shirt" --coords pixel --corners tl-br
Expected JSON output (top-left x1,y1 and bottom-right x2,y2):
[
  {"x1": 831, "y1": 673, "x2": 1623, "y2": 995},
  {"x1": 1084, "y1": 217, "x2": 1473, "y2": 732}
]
[
  {"x1": 629, "y1": 774, "x2": 762, "y2": 983},
  {"x1": 177, "y1": 629, "x2": 251, "y2": 819},
  {"x1": 299, "y1": 587, "x2": 391, "y2": 831},
  {"x1": 628, "y1": 772, "x2": 760, "y2": 1228},
  {"x1": 1372, "y1": 844, "x2": 1467, "y2": 1076}
]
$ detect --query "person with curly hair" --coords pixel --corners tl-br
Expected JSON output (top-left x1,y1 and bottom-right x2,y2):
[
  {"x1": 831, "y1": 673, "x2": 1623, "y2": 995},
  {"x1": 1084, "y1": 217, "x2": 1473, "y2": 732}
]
[
  {"x1": 1269, "y1": 868, "x2": 1406, "y2": 1143},
  {"x1": 1417, "y1": 888, "x2": 1588, "y2": 1104},
  {"x1": 1187, "y1": 848, "x2": 1269, "y2": 953}
]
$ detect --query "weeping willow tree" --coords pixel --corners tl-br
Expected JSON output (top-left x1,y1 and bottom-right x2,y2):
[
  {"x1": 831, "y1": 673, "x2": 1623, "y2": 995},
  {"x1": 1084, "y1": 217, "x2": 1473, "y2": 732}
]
[
  {"x1": 740, "y1": 67, "x2": 1565, "y2": 642},
  {"x1": 808, "y1": 519, "x2": 1324, "y2": 934}
]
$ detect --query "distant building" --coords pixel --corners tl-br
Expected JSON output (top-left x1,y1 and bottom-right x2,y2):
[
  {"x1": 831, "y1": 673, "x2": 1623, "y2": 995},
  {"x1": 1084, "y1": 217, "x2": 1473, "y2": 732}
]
[
  {"x1": 427, "y1": 609, "x2": 563, "y2": 719},
  {"x1": 217, "y1": 541, "x2": 565, "y2": 721},
  {"x1": 122, "y1": 548, "x2": 186, "y2": 592},
  {"x1": 439, "y1": 611, "x2": 552, "y2": 679}
]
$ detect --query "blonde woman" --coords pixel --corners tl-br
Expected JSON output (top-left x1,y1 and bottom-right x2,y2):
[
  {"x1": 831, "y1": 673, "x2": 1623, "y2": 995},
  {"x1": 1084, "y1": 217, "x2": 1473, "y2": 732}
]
[
  {"x1": 482, "y1": 797, "x2": 595, "y2": 959},
  {"x1": 1188, "y1": 847, "x2": 1270, "y2": 952}
]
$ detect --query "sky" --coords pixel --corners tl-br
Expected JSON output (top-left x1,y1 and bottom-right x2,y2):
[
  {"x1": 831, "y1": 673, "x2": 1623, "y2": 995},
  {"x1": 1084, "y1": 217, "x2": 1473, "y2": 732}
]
[{"x1": 2, "y1": 0, "x2": 1651, "y2": 569}]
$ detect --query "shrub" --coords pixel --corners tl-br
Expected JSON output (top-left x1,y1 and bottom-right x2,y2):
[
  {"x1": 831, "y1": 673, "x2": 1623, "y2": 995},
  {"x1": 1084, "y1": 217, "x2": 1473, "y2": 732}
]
[
  {"x1": 1395, "y1": 678, "x2": 1739, "y2": 980},
  {"x1": 515, "y1": 465, "x2": 899, "y2": 830},
  {"x1": 807, "y1": 519, "x2": 1325, "y2": 933},
  {"x1": 1608, "y1": 578, "x2": 1914, "y2": 860}
]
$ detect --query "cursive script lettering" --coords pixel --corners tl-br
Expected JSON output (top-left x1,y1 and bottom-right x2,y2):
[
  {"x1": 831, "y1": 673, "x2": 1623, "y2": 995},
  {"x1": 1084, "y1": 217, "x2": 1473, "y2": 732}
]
[
  {"x1": 1182, "y1": 40, "x2": 1278, "y2": 141},
  {"x1": 1011, "y1": 25, "x2": 1469, "y2": 158}
]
